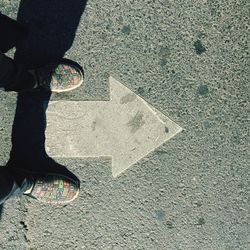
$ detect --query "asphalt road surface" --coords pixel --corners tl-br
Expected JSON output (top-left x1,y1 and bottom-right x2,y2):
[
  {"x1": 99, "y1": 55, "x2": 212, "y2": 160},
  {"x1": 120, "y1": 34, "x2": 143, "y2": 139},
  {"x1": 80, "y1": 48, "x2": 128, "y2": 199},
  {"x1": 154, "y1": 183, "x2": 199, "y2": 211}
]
[{"x1": 0, "y1": 0, "x2": 249, "y2": 249}]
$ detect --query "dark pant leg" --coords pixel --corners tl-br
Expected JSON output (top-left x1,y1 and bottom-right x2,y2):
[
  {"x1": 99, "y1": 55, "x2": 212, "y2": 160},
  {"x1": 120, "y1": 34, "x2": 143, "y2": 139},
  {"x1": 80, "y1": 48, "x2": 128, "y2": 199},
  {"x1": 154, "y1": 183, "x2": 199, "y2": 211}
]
[
  {"x1": 0, "y1": 12, "x2": 28, "y2": 53},
  {"x1": 0, "y1": 13, "x2": 35, "y2": 91},
  {"x1": 0, "y1": 14, "x2": 35, "y2": 204},
  {"x1": 0, "y1": 167, "x2": 31, "y2": 205},
  {"x1": 0, "y1": 51, "x2": 16, "y2": 90},
  {"x1": 0, "y1": 51, "x2": 36, "y2": 91}
]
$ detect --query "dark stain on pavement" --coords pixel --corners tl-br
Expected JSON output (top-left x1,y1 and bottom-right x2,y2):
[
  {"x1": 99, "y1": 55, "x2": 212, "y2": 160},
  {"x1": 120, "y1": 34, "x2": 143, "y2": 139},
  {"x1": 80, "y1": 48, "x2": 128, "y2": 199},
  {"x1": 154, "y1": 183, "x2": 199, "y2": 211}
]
[
  {"x1": 91, "y1": 120, "x2": 97, "y2": 131},
  {"x1": 197, "y1": 217, "x2": 206, "y2": 225},
  {"x1": 198, "y1": 84, "x2": 209, "y2": 95},
  {"x1": 159, "y1": 46, "x2": 171, "y2": 57},
  {"x1": 194, "y1": 40, "x2": 206, "y2": 55},
  {"x1": 159, "y1": 46, "x2": 171, "y2": 67},
  {"x1": 91, "y1": 118, "x2": 102, "y2": 131},
  {"x1": 165, "y1": 127, "x2": 169, "y2": 133},
  {"x1": 127, "y1": 111, "x2": 145, "y2": 133},
  {"x1": 155, "y1": 210, "x2": 166, "y2": 222},
  {"x1": 122, "y1": 25, "x2": 131, "y2": 34},
  {"x1": 160, "y1": 58, "x2": 168, "y2": 66},
  {"x1": 120, "y1": 93, "x2": 136, "y2": 104}
]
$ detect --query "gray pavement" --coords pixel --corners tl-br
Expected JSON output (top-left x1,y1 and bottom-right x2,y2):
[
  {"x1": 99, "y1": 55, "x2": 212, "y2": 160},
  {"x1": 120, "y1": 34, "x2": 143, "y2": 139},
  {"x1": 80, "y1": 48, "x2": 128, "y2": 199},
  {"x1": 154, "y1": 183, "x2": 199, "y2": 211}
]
[{"x1": 0, "y1": 0, "x2": 249, "y2": 249}]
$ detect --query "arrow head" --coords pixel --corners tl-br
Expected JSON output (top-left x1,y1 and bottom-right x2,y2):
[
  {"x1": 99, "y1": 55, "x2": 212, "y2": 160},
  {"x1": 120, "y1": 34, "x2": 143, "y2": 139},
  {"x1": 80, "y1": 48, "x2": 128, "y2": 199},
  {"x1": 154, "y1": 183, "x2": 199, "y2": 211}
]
[{"x1": 108, "y1": 77, "x2": 182, "y2": 177}]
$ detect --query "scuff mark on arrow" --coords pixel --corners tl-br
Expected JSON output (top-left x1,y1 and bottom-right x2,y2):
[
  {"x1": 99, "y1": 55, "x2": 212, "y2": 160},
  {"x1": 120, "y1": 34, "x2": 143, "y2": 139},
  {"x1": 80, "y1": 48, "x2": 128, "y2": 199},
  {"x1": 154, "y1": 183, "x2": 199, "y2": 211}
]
[{"x1": 45, "y1": 76, "x2": 183, "y2": 177}]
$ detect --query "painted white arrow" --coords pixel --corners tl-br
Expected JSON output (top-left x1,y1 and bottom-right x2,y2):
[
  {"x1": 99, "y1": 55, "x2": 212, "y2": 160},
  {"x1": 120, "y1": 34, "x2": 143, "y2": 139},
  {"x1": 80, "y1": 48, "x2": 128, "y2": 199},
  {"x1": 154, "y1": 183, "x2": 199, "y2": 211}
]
[{"x1": 45, "y1": 76, "x2": 182, "y2": 177}]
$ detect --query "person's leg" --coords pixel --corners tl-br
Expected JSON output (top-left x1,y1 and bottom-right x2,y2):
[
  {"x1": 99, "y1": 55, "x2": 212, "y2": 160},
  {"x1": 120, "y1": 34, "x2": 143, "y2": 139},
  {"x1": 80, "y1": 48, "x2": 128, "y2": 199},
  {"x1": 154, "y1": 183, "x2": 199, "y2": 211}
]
[
  {"x1": 0, "y1": 13, "x2": 82, "y2": 205},
  {"x1": 0, "y1": 13, "x2": 36, "y2": 91},
  {"x1": 0, "y1": 12, "x2": 28, "y2": 53},
  {"x1": 0, "y1": 14, "x2": 34, "y2": 204},
  {"x1": 0, "y1": 13, "x2": 83, "y2": 93},
  {"x1": 0, "y1": 51, "x2": 36, "y2": 91},
  {"x1": 0, "y1": 163, "x2": 80, "y2": 205},
  {"x1": 0, "y1": 167, "x2": 32, "y2": 205},
  {"x1": 0, "y1": 51, "x2": 84, "y2": 92}
]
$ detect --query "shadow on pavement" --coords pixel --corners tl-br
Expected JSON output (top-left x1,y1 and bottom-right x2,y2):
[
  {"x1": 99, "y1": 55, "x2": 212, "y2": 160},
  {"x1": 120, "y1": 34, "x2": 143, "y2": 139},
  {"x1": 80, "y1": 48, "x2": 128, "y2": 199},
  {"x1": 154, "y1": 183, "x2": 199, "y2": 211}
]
[
  {"x1": 7, "y1": 90, "x2": 81, "y2": 180},
  {"x1": 15, "y1": 0, "x2": 88, "y2": 67},
  {"x1": 0, "y1": 0, "x2": 87, "y2": 217}
]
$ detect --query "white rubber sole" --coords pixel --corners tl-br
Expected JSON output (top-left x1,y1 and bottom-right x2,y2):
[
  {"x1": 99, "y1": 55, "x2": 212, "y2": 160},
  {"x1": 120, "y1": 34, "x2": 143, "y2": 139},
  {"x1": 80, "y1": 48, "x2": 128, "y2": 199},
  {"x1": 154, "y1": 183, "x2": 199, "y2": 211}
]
[{"x1": 51, "y1": 71, "x2": 84, "y2": 93}]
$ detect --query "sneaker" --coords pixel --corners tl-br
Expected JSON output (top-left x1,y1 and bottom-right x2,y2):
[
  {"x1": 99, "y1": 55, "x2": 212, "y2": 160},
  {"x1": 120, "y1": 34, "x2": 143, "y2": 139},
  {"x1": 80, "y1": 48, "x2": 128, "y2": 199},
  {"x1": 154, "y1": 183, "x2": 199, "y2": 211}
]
[
  {"x1": 31, "y1": 62, "x2": 84, "y2": 93},
  {"x1": 24, "y1": 173, "x2": 80, "y2": 205}
]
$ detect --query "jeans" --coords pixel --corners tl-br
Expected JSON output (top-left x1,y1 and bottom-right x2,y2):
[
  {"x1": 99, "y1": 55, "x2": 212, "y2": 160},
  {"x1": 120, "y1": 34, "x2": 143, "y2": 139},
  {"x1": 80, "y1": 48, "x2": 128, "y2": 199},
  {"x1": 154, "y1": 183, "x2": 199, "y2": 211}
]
[
  {"x1": 0, "y1": 12, "x2": 36, "y2": 91},
  {"x1": 0, "y1": 167, "x2": 32, "y2": 205},
  {"x1": 0, "y1": 51, "x2": 36, "y2": 91},
  {"x1": 0, "y1": 12, "x2": 81, "y2": 206},
  {"x1": 0, "y1": 13, "x2": 35, "y2": 205}
]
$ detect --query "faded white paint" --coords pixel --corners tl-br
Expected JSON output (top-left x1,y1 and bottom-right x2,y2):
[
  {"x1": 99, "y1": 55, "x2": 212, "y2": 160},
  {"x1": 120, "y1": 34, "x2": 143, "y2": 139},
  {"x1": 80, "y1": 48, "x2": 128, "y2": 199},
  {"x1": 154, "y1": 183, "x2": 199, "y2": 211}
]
[{"x1": 45, "y1": 77, "x2": 182, "y2": 177}]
